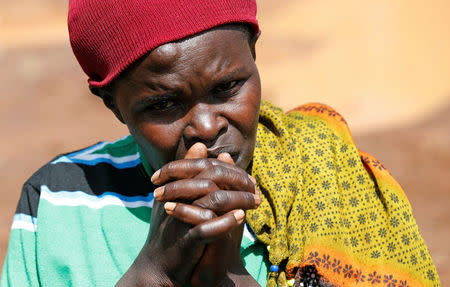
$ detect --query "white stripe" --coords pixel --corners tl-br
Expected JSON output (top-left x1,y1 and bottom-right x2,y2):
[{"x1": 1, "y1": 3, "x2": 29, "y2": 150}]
[
  {"x1": 12, "y1": 221, "x2": 37, "y2": 232},
  {"x1": 51, "y1": 154, "x2": 141, "y2": 169},
  {"x1": 41, "y1": 186, "x2": 154, "y2": 209},
  {"x1": 243, "y1": 223, "x2": 256, "y2": 242},
  {"x1": 11, "y1": 214, "x2": 37, "y2": 232},
  {"x1": 51, "y1": 155, "x2": 72, "y2": 164},
  {"x1": 72, "y1": 152, "x2": 140, "y2": 164},
  {"x1": 70, "y1": 137, "x2": 131, "y2": 160}
]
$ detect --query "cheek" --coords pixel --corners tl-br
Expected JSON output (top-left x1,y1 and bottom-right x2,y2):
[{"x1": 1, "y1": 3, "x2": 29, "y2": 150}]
[
  {"x1": 226, "y1": 84, "x2": 260, "y2": 168},
  {"x1": 234, "y1": 75, "x2": 261, "y2": 135},
  {"x1": 129, "y1": 121, "x2": 185, "y2": 169},
  {"x1": 143, "y1": 124, "x2": 180, "y2": 148}
]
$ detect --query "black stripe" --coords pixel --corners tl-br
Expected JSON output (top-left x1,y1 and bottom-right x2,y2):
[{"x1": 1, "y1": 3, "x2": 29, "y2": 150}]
[
  {"x1": 15, "y1": 183, "x2": 40, "y2": 217},
  {"x1": 31, "y1": 161, "x2": 155, "y2": 196}
]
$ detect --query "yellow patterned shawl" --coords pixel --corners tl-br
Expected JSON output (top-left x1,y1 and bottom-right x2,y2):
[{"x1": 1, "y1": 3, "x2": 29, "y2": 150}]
[{"x1": 246, "y1": 101, "x2": 440, "y2": 286}]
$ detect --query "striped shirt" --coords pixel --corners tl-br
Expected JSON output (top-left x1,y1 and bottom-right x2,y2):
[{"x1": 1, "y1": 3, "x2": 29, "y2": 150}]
[{"x1": 1, "y1": 135, "x2": 269, "y2": 286}]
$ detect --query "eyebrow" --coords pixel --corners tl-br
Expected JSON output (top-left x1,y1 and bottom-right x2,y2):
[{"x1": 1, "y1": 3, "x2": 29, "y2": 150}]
[
  {"x1": 133, "y1": 93, "x2": 178, "y2": 113},
  {"x1": 213, "y1": 66, "x2": 247, "y2": 85}
]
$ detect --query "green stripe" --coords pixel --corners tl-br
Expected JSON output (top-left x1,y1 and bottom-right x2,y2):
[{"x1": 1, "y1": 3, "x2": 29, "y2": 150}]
[
  {"x1": 91, "y1": 136, "x2": 139, "y2": 158},
  {"x1": 1, "y1": 230, "x2": 39, "y2": 287},
  {"x1": 32, "y1": 199, "x2": 267, "y2": 286}
]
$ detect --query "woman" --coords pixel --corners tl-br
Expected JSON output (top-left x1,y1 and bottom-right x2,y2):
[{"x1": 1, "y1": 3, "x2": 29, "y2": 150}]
[{"x1": 1, "y1": 0, "x2": 440, "y2": 286}]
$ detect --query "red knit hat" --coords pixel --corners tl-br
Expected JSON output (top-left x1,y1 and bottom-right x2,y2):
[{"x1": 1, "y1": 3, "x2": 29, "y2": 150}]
[{"x1": 68, "y1": 0, "x2": 259, "y2": 88}]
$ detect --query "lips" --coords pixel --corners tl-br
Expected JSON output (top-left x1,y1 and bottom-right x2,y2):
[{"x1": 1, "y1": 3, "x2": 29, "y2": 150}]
[{"x1": 207, "y1": 145, "x2": 239, "y2": 159}]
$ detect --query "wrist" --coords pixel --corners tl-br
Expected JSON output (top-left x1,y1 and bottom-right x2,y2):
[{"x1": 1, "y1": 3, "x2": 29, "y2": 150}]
[
  {"x1": 117, "y1": 250, "x2": 176, "y2": 287},
  {"x1": 227, "y1": 258, "x2": 260, "y2": 286},
  {"x1": 217, "y1": 258, "x2": 259, "y2": 287},
  {"x1": 217, "y1": 268, "x2": 260, "y2": 287}
]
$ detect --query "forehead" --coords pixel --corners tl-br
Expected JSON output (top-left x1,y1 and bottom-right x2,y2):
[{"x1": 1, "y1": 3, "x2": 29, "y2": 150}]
[{"x1": 130, "y1": 27, "x2": 251, "y2": 78}]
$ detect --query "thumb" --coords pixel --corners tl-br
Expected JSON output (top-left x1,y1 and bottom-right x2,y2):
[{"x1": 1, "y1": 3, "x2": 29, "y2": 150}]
[
  {"x1": 217, "y1": 153, "x2": 235, "y2": 166},
  {"x1": 185, "y1": 142, "x2": 207, "y2": 159}
]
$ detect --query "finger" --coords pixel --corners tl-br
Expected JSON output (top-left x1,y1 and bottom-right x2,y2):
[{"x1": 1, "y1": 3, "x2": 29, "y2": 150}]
[
  {"x1": 209, "y1": 158, "x2": 256, "y2": 191},
  {"x1": 217, "y1": 152, "x2": 257, "y2": 191},
  {"x1": 248, "y1": 175, "x2": 257, "y2": 185},
  {"x1": 195, "y1": 165, "x2": 255, "y2": 193},
  {"x1": 217, "y1": 153, "x2": 258, "y2": 195},
  {"x1": 217, "y1": 153, "x2": 257, "y2": 189},
  {"x1": 185, "y1": 142, "x2": 207, "y2": 159},
  {"x1": 217, "y1": 153, "x2": 258, "y2": 188},
  {"x1": 188, "y1": 210, "x2": 245, "y2": 244},
  {"x1": 217, "y1": 152, "x2": 235, "y2": 165},
  {"x1": 193, "y1": 190, "x2": 260, "y2": 213},
  {"x1": 154, "y1": 178, "x2": 219, "y2": 202},
  {"x1": 151, "y1": 158, "x2": 214, "y2": 184},
  {"x1": 165, "y1": 202, "x2": 217, "y2": 225},
  {"x1": 151, "y1": 158, "x2": 248, "y2": 186}
]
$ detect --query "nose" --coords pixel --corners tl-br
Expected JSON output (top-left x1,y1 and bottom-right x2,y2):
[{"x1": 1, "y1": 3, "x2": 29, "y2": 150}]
[{"x1": 183, "y1": 103, "x2": 228, "y2": 145}]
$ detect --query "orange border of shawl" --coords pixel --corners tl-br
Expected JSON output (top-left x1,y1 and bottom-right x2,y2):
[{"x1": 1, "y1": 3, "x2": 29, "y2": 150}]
[{"x1": 285, "y1": 245, "x2": 426, "y2": 287}]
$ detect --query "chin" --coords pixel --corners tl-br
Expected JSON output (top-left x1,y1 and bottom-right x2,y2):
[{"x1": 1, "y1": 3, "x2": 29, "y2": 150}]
[{"x1": 236, "y1": 150, "x2": 253, "y2": 170}]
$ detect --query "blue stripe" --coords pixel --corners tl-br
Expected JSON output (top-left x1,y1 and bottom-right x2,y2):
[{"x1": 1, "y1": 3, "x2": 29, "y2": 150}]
[
  {"x1": 65, "y1": 157, "x2": 141, "y2": 169},
  {"x1": 51, "y1": 136, "x2": 142, "y2": 169},
  {"x1": 14, "y1": 213, "x2": 37, "y2": 224}
]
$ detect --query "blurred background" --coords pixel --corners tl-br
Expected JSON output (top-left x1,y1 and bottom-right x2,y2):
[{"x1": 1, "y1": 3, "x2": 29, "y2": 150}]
[{"x1": 1, "y1": 0, "x2": 449, "y2": 282}]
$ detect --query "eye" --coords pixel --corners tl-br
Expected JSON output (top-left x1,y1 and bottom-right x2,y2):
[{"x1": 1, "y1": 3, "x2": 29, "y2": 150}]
[
  {"x1": 213, "y1": 80, "x2": 239, "y2": 94},
  {"x1": 149, "y1": 99, "x2": 175, "y2": 111}
]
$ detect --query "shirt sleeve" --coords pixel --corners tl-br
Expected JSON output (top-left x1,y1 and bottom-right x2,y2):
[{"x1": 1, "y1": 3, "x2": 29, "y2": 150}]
[{"x1": 1, "y1": 183, "x2": 40, "y2": 287}]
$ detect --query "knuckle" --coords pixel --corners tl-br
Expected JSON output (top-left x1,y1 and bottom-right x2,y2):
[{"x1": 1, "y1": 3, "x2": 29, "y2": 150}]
[
  {"x1": 164, "y1": 181, "x2": 174, "y2": 193},
  {"x1": 246, "y1": 178, "x2": 256, "y2": 192},
  {"x1": 212, "y1": 165, "x2": 228, "y2": 177},
  {"x1": 198, "y1": 158, "x2": 212, "y2": 169},
  {"x1": 164, "y1": 162, "x2": 176, "y2": 177},
  {"x1": 243, "y1": 192, "x2": 255, "y2": 205},
  {"x1": 203, "y1": 179, "x2": 217, "y2": 191},
  {"x1": 200, "y1": 209, "x2": 216, "y2": 221},
  {"x1": 210, "y1": 158, "x2": 223, "y2": 166},
  {"x1": 209, "y1": 190, "x2": 229, "y2": 210}
]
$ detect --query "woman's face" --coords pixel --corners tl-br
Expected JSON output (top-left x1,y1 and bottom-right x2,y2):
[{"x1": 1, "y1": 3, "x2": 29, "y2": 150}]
[{"x1": 110, "y1": 27, "x2": 261, "y2": 171}]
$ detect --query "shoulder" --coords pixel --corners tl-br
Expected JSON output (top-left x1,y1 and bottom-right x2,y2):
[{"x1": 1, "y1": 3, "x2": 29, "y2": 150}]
[
  {"x1": 257, "y1": 100, "x2": 401, "y2": 191},
  {"x1": 23, "y1": 135, "x2": 151, "y2": 202},
  {"x1": 258, "y1": 101, "x2": 355, "y2": 146},
  {"x1": 286, "y1": 103, "x2": 353, "y2": 142}
]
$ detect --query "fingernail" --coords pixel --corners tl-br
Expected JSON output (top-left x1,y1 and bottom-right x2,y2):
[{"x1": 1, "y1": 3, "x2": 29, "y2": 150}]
[
  {"x1": 254, "y1": 194, "x2": 261, "y2": 206},
  {"x1": 218, "y1": 152, "x2": 234, "y2": 164},
  {"x1": 217, "y1": 152, "x2": 228, "y2": 160},
  {"x1": 248, "y1": 175, "x2": 256, "y2": 184},
  {"x1": 164, "y1": 202, "x2": 176, "y2": 213},
  {"x1": 233, "y1": 209, "x2": 245, "y2": 223},
  {"x1": 154, "y1": 186, "x2": 164, "y2": 199},
  {"x1": 151, "y1": 169, "x2": 160, "y2": 183},
  {"x1": 254, "y1": 186, "x2": 260, "y2": 197}
]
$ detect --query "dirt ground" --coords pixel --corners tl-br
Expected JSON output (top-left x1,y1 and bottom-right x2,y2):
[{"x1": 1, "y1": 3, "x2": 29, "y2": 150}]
[{"x1": 1, "y1": 0, "x2": 449, "y2": 283}]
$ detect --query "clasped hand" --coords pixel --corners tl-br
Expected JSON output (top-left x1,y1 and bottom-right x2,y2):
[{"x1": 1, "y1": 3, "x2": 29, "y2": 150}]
[{"x1": 117, "y1": 143, "x2": 260, "y2": 287}]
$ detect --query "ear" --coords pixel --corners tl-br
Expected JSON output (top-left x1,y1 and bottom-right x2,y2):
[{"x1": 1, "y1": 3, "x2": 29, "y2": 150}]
[
  {"x1": 89, "y1": 85, "x2": 125, "y2": 124},
  {"x1": 249, "y1": 30, "x2": 260, "y2": 60}
]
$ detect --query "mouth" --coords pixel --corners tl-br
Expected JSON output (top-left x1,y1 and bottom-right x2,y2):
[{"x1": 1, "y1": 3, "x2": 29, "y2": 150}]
[{"x1": 207, "y1": 145, "x2": 240, "y2": 161}]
